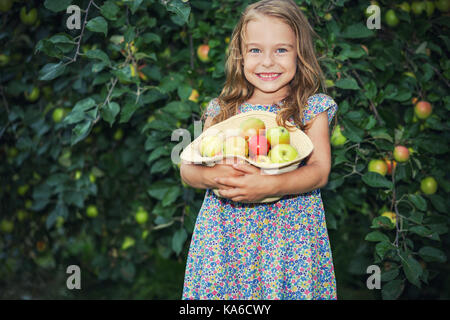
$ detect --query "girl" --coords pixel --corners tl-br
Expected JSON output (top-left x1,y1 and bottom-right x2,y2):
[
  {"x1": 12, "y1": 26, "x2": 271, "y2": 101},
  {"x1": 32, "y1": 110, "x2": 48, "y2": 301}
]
[{"x1": 180, "y1": 0, "x2": 338, "y2": 300}]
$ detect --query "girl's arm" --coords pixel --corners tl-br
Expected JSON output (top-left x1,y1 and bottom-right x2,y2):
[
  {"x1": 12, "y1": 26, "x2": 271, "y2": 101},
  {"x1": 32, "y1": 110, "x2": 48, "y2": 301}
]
[{"x1": 268, "y1": 111, "x2": 331, "y2": 196}]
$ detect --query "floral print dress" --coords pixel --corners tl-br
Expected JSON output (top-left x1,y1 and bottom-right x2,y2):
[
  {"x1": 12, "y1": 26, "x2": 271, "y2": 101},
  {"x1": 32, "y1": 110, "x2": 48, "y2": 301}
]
[{"x1": 182, "y1": 93, "x2": 338, "y2": 300}]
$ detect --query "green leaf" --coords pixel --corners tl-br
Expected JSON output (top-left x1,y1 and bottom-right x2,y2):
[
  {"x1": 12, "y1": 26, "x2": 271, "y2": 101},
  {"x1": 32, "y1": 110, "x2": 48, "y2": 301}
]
[
  {"x1": 71, "y1": 120, "x2": 92, "y2": 146},
  {"x1": 163, "y1": 101, "x2": 191, "y2": 120},
  {"x1": 119, "y1": 101, "x2": 142, "y2": 123},
  {"x1": 375, "y1": 241, "x2": 395, "y2": 259},
  {"x1": 371, "y1": 216, "x2": 395, "y2": 230},
  {"x1": 162, "y1": 186, "x2": 181, "y2": 207},
  {"x1": 46, "y1": 202, "x2": 69, "y2": 230},
  {"x1": 418, "y1": 246, "x2": 447, "y2": 263},
  {"x1": 150, "y1": 158, "x2": 172, "y2": 174},
  {"x1": 86, "y1": 17, "x2": 108, "y2": 37},
  {"x1": 365, "y1": 231, "x2": 390, "y2": 242},
  {"x1": 147, "y1": 145, "x2": 171, "y2": 163},
  {"x1": 85, "y1": 49, "x2": 111, "y2": 65},
  {"x1": 178, "y1": 85, "x2": 193, "y2": 101},
  {"x1": 429, "y1": 195, "x2": 446, "y2": 213},
  {"x1": 166, "y1": 0, "x2": 191, "y2": 24},
  {"x1": 381, "y1": 268, "x2": 399, "y2": 282},
  {"x1": 381, "y1": 279, "x2": 404, "y2": 300},
  {"x1": 101, "y1": 102, "x2": 120, "y2": 127},
  {"x1": 341, "y1": 23, "x2": 375, "y2": 39},
  {"x1": 147, "y1": 181, "x2": 174, "y2": 201},
  {"x1": 399, "y1": 251, "x2": 423, "y2": 288},
  {"x1": 362, "y1": 172, "x2": 394, "y2": 189},
  {"x1": 408, "y1": 194, "x2": 427, "y2": 211},
  {"x1": 172, "y1": 228, "x2": 187, "y2": 256},
  {"x1": 100, "y1": 0, "x2": 120, "y2": 20},
  {"x1": 44, "y1": 0, "x2": 72, "y2": 12},
  {"x1": 39, "y1": 62, "x2": 66, "y2": 81},
  {"x1": 335, "y1": 78, "x2": 360, "y2": 90}
]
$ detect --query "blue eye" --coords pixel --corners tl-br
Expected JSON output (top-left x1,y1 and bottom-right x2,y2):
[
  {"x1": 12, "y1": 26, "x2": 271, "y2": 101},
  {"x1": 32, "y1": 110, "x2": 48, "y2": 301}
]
[
  {"x1": 249, "y1": 48, "x2": 260, "y2": 53},
  {"x1": 277, "y1": 48, "x2": 287, "y2": 53}
]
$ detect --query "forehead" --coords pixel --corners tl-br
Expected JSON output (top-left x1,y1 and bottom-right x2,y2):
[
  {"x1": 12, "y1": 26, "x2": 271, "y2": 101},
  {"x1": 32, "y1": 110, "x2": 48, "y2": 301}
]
[{"x1": 244, "y1": 15, "x2": 296, "y2": 46}]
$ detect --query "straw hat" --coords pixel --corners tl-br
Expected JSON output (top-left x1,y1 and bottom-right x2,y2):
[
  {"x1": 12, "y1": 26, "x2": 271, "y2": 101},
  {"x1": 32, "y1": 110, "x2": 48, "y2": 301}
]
[{"x1": 180, "y1": 110, "x2": 314, "y2": 202}]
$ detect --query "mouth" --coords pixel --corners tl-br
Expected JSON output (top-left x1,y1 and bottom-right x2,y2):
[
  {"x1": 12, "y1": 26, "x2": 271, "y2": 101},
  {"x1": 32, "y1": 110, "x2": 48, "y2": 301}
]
[{"x1": 256, "y1": 73, "x2": 281, "y2": 81}]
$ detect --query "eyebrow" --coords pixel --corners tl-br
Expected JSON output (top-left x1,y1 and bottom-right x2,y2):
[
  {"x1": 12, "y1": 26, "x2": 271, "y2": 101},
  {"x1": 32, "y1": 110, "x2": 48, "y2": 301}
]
[{"x1": 246, "y1": 42, "x2": 294, "y2": 48}]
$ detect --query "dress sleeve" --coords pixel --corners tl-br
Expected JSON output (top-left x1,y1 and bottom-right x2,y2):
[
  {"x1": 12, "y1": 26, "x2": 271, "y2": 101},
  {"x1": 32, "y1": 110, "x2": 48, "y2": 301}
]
[
  {"x1": 205, "y1": 98, "x2": 220, "y2": 118},
  {"x1": 303, "y1": 94, "x2": 338, "y2": 126}
]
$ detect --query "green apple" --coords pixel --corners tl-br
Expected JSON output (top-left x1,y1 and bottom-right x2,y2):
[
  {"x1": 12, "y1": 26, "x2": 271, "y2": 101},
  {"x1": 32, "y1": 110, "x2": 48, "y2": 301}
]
[
  {"x1": 17, "y1": 184, "x2": 29, "y2": 196},
  {"x1": 52, "y1": 108, "x2": 64, "y2": 123},
  {"x1": 223, "y1": 136, "x2": 248, "y2": 157},
  {"x1": 385, "y1": 9, "x2": 399, "y2": 27},
  {"x1": 114, "y1": 128, "x2": 123, "y2": 141},
  {"x1": 269, "y1": 144, "x2": 298, "y2": 163},
  {"x1": 20, "y1": 7, "x2": 38, "y2": 25},
  {"x1": 411, "y1": 1, "x2": 426, "y2": 15},
  {"x1": 86, "y1": 205, "x2": 98, "y2": 218},
  {"x1": 0, "y1": 54, "x2": 10, "y2": 66},
  {"x1": 393, "y1": 145, "x2": 410, "y2": 162},
  {"x1": 266, "y1": 126, "x2": 290, "y2": 147},
  {"x1": 414, "y1": 101, "x2": 432, "y2": 119},
  {"x1": 435, "y1": 0, "x2": 450, "y2": 12},
  {"x1": 398, "y1": 2, "x2": 411, "y2": 12},
  {"x1": 425, "y1": 1, "x2": 435, "y2": 16},
  {"x1": 368, "y1": 159, "x2": 388, "y2": 176},
  {"x1": 24, "y1": 87, "x2": 40, "y2": 102},
  {"x1": 239, "y1": 117, "x2": 266, "y2": 140},
  {"x1": 330, "y1": 125, "x2": 347, "y2": 147},
  {"x1": 199, "y1": 134, "x2": 223, "y2": 157},
  {"x1": 121, "y1": 236, "x2": 135, "y2": 250},
  {"x1": 17, "y1": 209, "x2": 28, "y2": 222},
  {"x1": 74, "y1": 170, "x2": 82, "y2": 180},
  {"x1": 420, "y1": 176, "x2": 438, "y2": 195},
  {"x1": 135, "y1": 206, "x2": 148, "y2": 224},
  {"x1": 0, "y1": 219, "x2": 14, "y2": 233}
]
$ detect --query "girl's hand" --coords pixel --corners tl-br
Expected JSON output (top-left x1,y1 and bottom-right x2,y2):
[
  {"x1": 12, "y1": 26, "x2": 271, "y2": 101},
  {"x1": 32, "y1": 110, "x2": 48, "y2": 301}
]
[
  {"x1": 204, "y1": 158, "x2": 246, "y2": 190},
  {"x1": 214, "y1": 162, "x2": 273, "y2": 203}
]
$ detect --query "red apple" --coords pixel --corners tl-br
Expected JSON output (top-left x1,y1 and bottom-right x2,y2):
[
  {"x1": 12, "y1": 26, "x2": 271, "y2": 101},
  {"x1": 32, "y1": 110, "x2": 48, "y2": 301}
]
[
  {"x1": 197, "y1": 44, "x2": 210, "y2": 62},
  {"x1": 414, "y1": 101, "x2": 432, "y2": 119},
  {"x1": 248, "y1": 135, "x2": 270, "y2": 157},
  {"x1": 393, "y1": 145, "x2": 410, "y2": 162},
  {"x1": 384, "y1": 158, "x2": 397, "y2": 175}
]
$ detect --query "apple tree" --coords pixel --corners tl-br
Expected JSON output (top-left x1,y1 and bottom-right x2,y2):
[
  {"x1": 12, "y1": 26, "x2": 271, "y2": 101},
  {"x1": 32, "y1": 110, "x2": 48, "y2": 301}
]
[{"x1": 0, "y1": 0, "x2": 449, "y2": 299}]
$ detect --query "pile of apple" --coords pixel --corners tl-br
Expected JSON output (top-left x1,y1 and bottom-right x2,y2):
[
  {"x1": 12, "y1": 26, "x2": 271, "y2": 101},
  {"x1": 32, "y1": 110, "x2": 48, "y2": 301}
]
[{"x1": 199, "y1": 117, "x2": 299, "y2": 164}]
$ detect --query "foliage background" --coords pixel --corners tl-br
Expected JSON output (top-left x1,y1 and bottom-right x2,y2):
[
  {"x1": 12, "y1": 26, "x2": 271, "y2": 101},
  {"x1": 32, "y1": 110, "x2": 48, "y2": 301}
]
[{"x1": 0, "y1": 0, "x2": 449, "y2": 299}]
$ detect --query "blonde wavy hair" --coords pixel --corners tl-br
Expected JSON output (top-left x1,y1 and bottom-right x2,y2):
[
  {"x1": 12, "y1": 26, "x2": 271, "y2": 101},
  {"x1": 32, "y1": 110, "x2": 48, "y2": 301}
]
[{"x1": 200, "y1": 0, "x2": 327, "y2": 132}]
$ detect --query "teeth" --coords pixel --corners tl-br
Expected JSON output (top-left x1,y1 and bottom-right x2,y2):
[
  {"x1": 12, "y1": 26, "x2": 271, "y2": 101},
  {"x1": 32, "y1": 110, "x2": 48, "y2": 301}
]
[{"x1": 258, "y1": 73, "x2": 280, "y2": 78}]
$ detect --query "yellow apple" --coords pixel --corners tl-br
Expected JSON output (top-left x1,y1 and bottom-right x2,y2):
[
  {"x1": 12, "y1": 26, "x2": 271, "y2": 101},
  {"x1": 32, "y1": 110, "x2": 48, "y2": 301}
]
[{"x1": 223, "y1": 136, "x2": 248, "y2": 157}]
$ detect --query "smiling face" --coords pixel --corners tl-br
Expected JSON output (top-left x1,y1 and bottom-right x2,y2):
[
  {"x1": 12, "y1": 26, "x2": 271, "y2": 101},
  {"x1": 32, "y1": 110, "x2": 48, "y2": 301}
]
[{"x1": 242, "y1": 15, "x2": 297, "y2": 105}]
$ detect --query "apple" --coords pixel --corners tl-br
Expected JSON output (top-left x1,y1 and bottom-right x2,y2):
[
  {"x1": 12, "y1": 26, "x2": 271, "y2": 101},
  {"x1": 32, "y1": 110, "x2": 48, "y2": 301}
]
[
  {"x1": 36, "y1": 241, "x2": 46, "y2": 252},
  {"x1": 74, "y1": 170, "x2": 82, "y2": 180},
  {"x1": 17, "y1": 209, "x2": 28, "y2": 222},
  {"x1": 223, "y1": 136, "x2": 248, "y2": 157},
  {"x1": 393, "y1": 145, "x2": 410, "y2": 162},
  {"x1": 200, "y1": 134, "x2": 223, "y2": 157},
  {"x1": 266, "y1": 126, "x2": 290, "y2": 147},
  {"x1": 414, "y1": 101, "x2": 432, "y2": 119},
  {"x1": 197, "y1": 44, "x2": 210, "y2": 62},
  {"x1": 189, "y1": 89, "x2": 199, "y2": 103},
  {"x1": 239, "y1": 117, "x2": 266, "y2": 140},
  {"x1": 0, "y1": 54, "x2": 10, "y2": 66},
  {"x1": 269, "y1": 144, "x2": 298, "y2": 163},
  {"x1": 411, "y1": 97, "x2": 418, "y2": 105},
  {"x1": 398, "y1": 2, "x2": 411, "y2": 12},
  {"x1": 52, "y1": 108, "x2": 64, "y2": 123},
  {"x1": 86, "y1": 205, "x2": 98, "y2": 218},
  {"x1": 0, "y1": 0, "x2": 13, "y2": 12},
  {"x1": 17, "y1": 184, "x2": 29, "y2": 196},
  {"x1": 20, "y1": 7, "x2": 38, "y2": 25},
  {"x1": 330, "y1": 125, "x2": 347, "y2": 147},
  {"x1": 135, "y1": 206, "x2": 148, "y2": 224},
  {"x1": 420, "y1": 176, "x2": 438, "y2": 195},
  {"x1": 324, "y1": 13, "x2": 332, "y2": 20},
  {"x1": 425, "y1": 1, "x2": 435, "y2": 16},
  {"x1": 248, "y1": 135, "x2": 270, "y2": 157},
  {"x1": 0, "y1": 219, "x2": 14, "y2": 233},
  {"x1": 385, "y1": 9, "x2": 399, "y2": 27},
  {"x1": 368, "y1": 159, "x2": 388, "y2": 176},
  {"x1": 384, "y1": 158, "x2": 397, "y2": 175},
  {"x1": 403, "y1": 72, "x2": 416, "y2": 79},
  {"x1": 24, "y1": 87, "x2": 40, "y2": 102},
  {"x1": 411, "y1": 1, "x2": 426, "y2": 15},
  {"x1": 114, "y1": 128, "x2": 123, "y2": 141},
  {"x1": 251, "y1": 155, "x2": 272, "y2": 164},
  {"x1": 435, "y1": 0, "x2": 450, "y2": 12},
  {"x1": 381, "y1": 211, "x2": 396, "y2": 225},
  {"x1": 121, "y1": 236, "x2": 135, "y2": 250}
]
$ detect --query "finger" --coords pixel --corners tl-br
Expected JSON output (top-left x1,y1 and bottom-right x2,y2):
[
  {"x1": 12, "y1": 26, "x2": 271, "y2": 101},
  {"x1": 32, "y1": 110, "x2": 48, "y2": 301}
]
[
  {"x1": 233, "y1": 162, "x2": 260, "y2": 174},
  {"x1": 214, "y1": 176, "x2": 243, "y2": 188},
  {"x1": 219, "y1": 188, "x2": 243, "y2": 199}
]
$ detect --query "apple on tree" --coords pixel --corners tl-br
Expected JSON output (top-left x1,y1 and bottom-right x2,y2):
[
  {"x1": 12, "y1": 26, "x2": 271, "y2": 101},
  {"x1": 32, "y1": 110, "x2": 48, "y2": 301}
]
[
  {"x1": 393, "y1": 145, "x2": 410, "y2": 162},
  {"x1": 414, "y1": 101, "x2": 432, "y2": 119},
  {"x1": 420, "y1": 176, "x2": 438, "y2": 195},
  {"x1": 368, "y1": 159, "x2": 388, "y2": 176},
  {"x1": 197, "y1": 44, "x2": 210, "y2": 63},
  {"x1": 381, "y1": 211, "x2": 396, "y2": 225}
]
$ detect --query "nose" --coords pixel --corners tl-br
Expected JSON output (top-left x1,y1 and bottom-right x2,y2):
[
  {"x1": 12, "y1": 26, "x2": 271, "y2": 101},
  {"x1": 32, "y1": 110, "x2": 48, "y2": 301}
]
[{"x1": 261, "y1": 51, "x2": 275, "y2": 67}]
